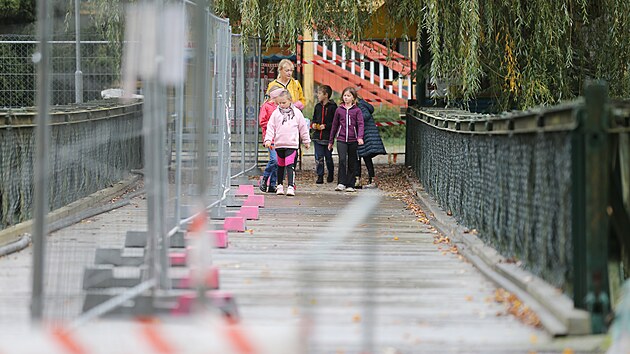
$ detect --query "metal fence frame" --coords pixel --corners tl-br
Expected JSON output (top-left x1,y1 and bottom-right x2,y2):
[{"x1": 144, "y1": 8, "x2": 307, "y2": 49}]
[{"x1": 6, "y1": 0, "x2": 261, "y2": 327}]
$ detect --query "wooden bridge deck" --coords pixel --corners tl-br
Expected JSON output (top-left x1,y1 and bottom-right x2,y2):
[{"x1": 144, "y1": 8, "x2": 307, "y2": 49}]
[
  {"x1": 0, "y1": 163, "x2": 605, "y2": 353},
  {"x1": 213, "y1": 180, "x2": 547, "y2": 353}
]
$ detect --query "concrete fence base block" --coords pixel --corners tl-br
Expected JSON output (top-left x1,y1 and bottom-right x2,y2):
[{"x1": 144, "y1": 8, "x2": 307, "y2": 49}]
[
  {"x1": 83, "y1": 267, "x2": 141, "y2": 290},
  {"x1": 125, "y1": 230, "x2": 186, "y2": 248},
  {"x1": 176, "y1": 267, "x2": 220, "y2": 290},
  {"x1": 243, "y1": 194, "x2": 264, "y2": 208},
  {"x1": 95, "y1": 248, "x2": 143, "y2": 267},
  {"x1": 237, "y1": 205, "x2": 259, "y2": 220},
  {"x1": 184, "y1": 229, "x2": 228, "y2": 248},
  {"x1": 224, "y1": 195, "x2": 245, "y2": 208},
  {"x1": 172, "y1": 290, "x2": 237, "y2": 319},
  {"x1": 210, "y1": 230, "x2": 229, "y2": 248},
  {"x1": 169, "y1": 252, "x2": 187, "y2": 266},
  {"x1": 224, "y1": 216, "x2": 246, "y2": 232},
  {"x1": 236, "y1": 184, "x2": 255, "y2": 196}
]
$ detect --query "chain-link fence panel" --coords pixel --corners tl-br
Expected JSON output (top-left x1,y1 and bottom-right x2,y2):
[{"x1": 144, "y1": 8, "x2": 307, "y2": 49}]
[
  {"x1": 245, "y1": 38, "x2": 262, "y2": 173},
  {"x1": 211, "y1": 14, "x2": 232, "y2": 206},
  {"x1": 0, "y1": 34, "x2": 121, "y2": 108},
  {"x1": 0, "y1": 100, "x2": 143, "y2": 324},
  {"x1": 230, "y1": 34, "x2": 246, "y2": 179},
  {"x1": 228, "y1": 34, "x2": 261, "y2": 180}
]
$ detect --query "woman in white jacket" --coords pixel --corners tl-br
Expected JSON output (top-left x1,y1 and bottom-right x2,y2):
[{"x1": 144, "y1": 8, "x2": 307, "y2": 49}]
[{"x1": 263, "y1": 90, "x2": 311, "y2": 196}]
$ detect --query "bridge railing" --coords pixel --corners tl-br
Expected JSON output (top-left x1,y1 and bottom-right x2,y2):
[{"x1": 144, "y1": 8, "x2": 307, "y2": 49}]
[{"x1": 405, "y1": 82, "x2": 630, "y2": 333}]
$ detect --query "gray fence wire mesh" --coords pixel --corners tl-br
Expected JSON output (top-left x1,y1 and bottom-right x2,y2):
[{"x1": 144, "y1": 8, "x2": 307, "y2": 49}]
[
  {"x1": 229, "y1": 35, "x2": 260, "y2": 179},
  {"x1": 0, "y1": 101, "x2": 143, "y2": 230},
  {"x1": 0, "y1": 0, "x2": 261, "y2": 325},
  {"x1": 0, "y1": 34, "x2": 120, "y2": 108},
  {"x1": 406, "y1": 108, "x2": 574, "y2": 290}
]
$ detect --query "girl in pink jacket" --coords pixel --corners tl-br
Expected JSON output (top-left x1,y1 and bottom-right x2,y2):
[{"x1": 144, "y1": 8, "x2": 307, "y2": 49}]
[
  {"x1": 258, "y1": 85, "x2": 283, "y2": 193},
  {"x1": 263, "y1": 90, "x2": 311, "y2": 196}
]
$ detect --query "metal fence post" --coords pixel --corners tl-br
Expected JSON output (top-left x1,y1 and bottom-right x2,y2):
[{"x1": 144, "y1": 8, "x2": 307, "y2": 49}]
[
  {"x1": 239, "y1": 40, "x2": 246, "y2": 177},
  {"x1": 31, "y1": 0, "x2": 53, "y2": 322},
  {"x1": 573, "y1": 81, "x2": 611, "y2": 333},
  {"x1": 74, "y1": 0, "x2": 83, "y2": 103}
]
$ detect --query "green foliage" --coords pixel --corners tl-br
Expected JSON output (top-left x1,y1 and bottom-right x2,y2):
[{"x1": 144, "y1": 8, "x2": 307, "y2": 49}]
[
  {"x1": 88, "y1": 0, "x2": 124, "y2": 69},
  {"x1": 0, "y1": 0, "x2": 20, "y2": 13},
  {"x1": 215, "y1": 0, "x2": 373, "y2": 48},
  {"x1": 384, "y1": 0, "x2": 630, "y2": 110},
  {"x1": 0, "y1": 0, "x2": 35, "y2": 24},
  {"x1": 85, "y1": 0, "x2": 630, "y2": 110}
]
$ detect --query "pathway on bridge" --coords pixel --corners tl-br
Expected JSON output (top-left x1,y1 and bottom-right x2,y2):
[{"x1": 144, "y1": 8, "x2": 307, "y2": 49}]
[
  {"x1": 212, "y1": 165, "x2": 548, "y2": 353},
  {"x1": 0, "y1": 163, "x2": 555, "y2": 353}
]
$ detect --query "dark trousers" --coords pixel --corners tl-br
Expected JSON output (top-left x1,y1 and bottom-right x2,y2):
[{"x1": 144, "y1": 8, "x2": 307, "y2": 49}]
[
  {"x1": 263, "y1": 147, "x2": 278, "y2": 186},
  {"x1": 356, "y1": 156, "x2": 375, "y2": 180},
  {"x1": 314, "y1": 141, "x2": 334, "y2": 177},
  {"x1": 337, "y1": 141, "x2": 358, "y2": 188},
  {"x1": 276, "y1": 148, "x2": 298, "y2": 187}
]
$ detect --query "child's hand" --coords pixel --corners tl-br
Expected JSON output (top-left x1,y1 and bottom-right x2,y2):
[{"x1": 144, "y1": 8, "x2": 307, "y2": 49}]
[
  {"x1": 263, "y1": 141, "x2": 271, "y2": 148},
  {"x1": 358, "y1": 138, "x2": 364, "y2": 145},
  {"x1": 328, "y1": 143, "x2": 333, "y2": 151},
  {"x1": 304, "y1": 143, "x2": 310, "y2": 150},
  {"x1": 319, "y1": 124, "x2": 325, "y2": 130}
]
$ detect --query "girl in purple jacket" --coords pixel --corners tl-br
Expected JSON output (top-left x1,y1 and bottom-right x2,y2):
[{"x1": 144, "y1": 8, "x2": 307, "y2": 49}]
[{"x1": 328, "y1": 87, "x2": 364, "y2": 192}]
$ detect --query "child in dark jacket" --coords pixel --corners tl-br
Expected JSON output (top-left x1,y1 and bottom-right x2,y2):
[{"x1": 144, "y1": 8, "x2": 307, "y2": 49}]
[
  {"x1": 328, "y1": 87, "x2": 364, "y2": 192},
  {"x1": 356, "y1": 97, "x2": 386, "y2": 188},
  {"x1": 311, "y1": 85, "x2": 337, "y2": 184}
]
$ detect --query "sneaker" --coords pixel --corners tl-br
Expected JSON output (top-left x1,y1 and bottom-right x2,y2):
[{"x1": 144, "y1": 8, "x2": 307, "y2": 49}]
[
  {"x1": 344, "y1": 187, "x2": 356, "y2": 192},
  {"x1": 335, "y1": 184, "x2": 345, "y2": 191},
  {"x1": 286, "y1": 185, "x2": 295, "y2": 196},
  {"x1": 259, "y1": 176, "x2": 268, "y2": 193},
  {"x1": 276, "y1": 185, "x2": 284, "y2": 195},
  {"x1": 327, "y1": 173, "x2": 334, "y2": 183},
  {"x1": 268, "y1": 185, "x2": 277, "y2": 193},
  {"x1": 316, "y1": 175, "x2": 324, "y2": 184},
  {"x1": 364, "y1": 183, "x2": 376, "y2": 189}
]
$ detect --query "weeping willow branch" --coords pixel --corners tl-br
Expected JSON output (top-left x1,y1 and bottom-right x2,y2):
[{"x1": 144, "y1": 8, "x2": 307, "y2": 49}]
[{"x1": 85, "y1": 0, "x2": 630, "y2": 110}]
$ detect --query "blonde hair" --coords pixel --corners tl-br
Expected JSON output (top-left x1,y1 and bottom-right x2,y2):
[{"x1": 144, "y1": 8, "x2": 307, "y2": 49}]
[
  {"x1": 276, "y1": 89, "x2": 292, "y2": 101},
  {"x1": 277, "y1": 59, "x2": 294, "y2": 75}
]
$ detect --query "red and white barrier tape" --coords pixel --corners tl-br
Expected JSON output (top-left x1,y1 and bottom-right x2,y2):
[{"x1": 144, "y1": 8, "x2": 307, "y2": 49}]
[
  {"x1": 375, "y1": 120, "x2": 406, "y2": 127},
  {"x1": 299, "y1": 58, "x2": 413, "y2": 71},
  {"x1": 299, "y1": 58, "x2": 366, "y2": 65}
]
